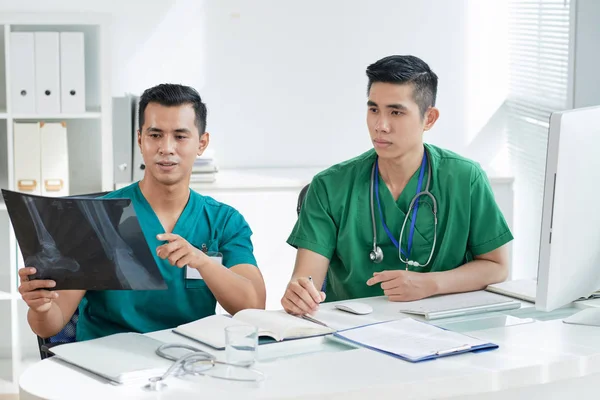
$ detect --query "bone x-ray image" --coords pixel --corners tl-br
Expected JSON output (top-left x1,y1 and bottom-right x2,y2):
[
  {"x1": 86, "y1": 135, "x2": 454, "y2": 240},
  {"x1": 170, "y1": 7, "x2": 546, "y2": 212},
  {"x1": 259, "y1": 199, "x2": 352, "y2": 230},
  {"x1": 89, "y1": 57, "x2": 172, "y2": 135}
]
[{"x1": 1, "y1": 189, "x2": 167, "y2": 290}]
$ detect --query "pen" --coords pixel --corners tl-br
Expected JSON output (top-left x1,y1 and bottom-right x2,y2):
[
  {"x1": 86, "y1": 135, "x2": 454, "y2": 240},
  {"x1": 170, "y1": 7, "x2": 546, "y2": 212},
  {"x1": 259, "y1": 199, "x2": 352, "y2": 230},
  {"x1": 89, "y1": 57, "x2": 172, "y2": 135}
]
[
  {"x1": 308, "y1": 275, "x2": 318, "y2": 292},
  {"x1": 435, "y1": 344, "x2": 472, "y2": 356}
]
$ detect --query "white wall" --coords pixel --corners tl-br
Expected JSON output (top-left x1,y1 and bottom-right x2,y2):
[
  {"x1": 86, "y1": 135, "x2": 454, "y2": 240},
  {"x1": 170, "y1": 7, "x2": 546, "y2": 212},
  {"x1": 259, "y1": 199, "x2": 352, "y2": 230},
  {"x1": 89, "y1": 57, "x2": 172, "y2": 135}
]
[
  {"x1": 0, "y1": 0, "x2": 463, "y2": 165},
  {"x1": 0, "y1": 0, "x2": 511, "y2": 171},
  {"x1": 199, "y1": 0, "x2": 471, "y2": 168}
]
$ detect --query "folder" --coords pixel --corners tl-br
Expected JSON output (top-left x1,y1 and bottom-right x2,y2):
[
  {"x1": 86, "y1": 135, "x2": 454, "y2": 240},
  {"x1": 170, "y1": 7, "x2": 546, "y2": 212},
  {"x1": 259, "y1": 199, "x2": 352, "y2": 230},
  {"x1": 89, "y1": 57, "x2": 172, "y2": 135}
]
[
  {"x1": 112, "y1": 95, "x2": 136, "y2": 184},
  {"x1": 59, "y1": 32, "x2": 86, "y2": 114},
  {"x1": 334, "y1": 318, "x2": 498, "y2": 363},
  {"x1": 13, "y1": 122, "x2": 41, "y2": 195},
  {"x1": 40, "y1": 122, "x2": 69, "y2": 197},
  {"x1": 34, "y1": 32, "x2": 61, "y2": 114},
  {"x1": 10, "y1": 32, "x2": 36, "y2": 113}
]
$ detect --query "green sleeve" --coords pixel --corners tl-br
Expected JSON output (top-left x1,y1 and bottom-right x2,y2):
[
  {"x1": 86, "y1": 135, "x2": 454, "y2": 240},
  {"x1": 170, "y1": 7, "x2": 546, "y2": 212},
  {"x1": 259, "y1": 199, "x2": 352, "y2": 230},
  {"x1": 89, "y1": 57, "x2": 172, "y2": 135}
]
[
  {"x1": 287, "y1": 176, "x2": 337, "y2": 260},
  {"x1": 468, "y1": 170, "x2": 514, "y2": 256}
]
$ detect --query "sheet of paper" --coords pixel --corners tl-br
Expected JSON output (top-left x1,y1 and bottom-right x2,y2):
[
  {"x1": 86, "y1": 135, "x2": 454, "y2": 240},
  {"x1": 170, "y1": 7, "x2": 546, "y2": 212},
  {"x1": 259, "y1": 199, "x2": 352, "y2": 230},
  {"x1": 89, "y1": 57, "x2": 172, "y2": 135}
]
[
  {"x1": 305, "y1": 309, "x2": 385, "y2": 331},
  {"x1": 337, "y1": 319, "x2": 488, "y2": 360}
]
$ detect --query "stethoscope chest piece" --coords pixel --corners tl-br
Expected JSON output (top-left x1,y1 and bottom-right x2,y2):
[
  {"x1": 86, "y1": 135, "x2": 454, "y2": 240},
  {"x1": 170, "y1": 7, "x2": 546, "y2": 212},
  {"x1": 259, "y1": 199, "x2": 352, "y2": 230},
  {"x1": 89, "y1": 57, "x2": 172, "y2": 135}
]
[
  {"x1": 369, "y1": 246, "x2": 383, "y2": 263},
  {"x1": 143, "y1": 376, "x2": 167, "y2": 392}
]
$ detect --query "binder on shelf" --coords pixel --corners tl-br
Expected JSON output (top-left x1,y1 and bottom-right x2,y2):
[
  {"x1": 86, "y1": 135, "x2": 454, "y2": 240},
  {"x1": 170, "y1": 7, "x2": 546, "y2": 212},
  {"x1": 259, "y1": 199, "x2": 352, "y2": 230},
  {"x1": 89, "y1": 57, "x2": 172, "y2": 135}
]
[
  {"x1": 132, "y1": 97, "x2": 145, "y2": 181},
  {"x1": 40, "y1": 122, "x2": 69, "y2": 197},
  {"x1": 13, "y1": 122, "x2": 41, "y2": 195},
  {"x1": 112, "y1": 95, "x2": 137, "y2": 184},
  {"x1": 10, "y1": 32, "x2": 36, "y2": 113},
  {"x1": 34, "y1": 32, "x2": 61, "y2": 114},
  {"x1": 60, "y1": 32, "x2": 86, "y2": 114}
]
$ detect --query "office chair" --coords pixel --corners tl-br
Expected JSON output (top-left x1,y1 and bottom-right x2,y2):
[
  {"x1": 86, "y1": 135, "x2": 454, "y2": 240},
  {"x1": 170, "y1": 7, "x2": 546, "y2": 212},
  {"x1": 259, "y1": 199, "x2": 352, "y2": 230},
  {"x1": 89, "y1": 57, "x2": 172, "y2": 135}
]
[
  {"x1": 296, "y1": 184, "x2": 310, "y2": 217},
  {"x1": 37, "y1": 309, "x2": 79, "y2": 360},
  {"x1": 34, "y1": 190, "x2": 111, "y2": 359},
  {"x1": 296, "y1": 183, "x2": 327, "y2": 293}
]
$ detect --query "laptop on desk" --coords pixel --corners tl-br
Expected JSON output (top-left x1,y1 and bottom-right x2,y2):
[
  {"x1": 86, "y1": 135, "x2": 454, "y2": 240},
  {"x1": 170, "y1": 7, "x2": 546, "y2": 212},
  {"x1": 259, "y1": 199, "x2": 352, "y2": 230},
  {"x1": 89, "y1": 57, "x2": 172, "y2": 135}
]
[
  {"x1": 486, "y1": 279, "x2": 600, "y2": 304},
  {"x1": 486, "y1": 279, "x2": 537, "y2": 303},
  {"x1": 397, "y1": 290, "x2": 522, "y2": 320}
]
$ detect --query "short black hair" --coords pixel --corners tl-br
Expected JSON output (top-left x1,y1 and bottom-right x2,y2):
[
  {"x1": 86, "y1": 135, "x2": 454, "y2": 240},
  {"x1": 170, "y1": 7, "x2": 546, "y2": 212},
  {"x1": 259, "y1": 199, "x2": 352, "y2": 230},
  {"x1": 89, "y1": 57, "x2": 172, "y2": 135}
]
[
  {"x1": 366, "y1": 55, "x2": 438, "y2": 118},
  {"x1": 138, "y1": 83, "x2": 207, "y2": 133}
]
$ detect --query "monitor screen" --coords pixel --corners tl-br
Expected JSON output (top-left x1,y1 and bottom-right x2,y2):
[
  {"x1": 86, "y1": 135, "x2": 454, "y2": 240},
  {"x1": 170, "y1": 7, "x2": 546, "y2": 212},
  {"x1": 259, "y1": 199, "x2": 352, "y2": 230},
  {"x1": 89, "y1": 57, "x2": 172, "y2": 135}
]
[{"x1": 535, "y1": 105, "x2": 600, "y2": 311}]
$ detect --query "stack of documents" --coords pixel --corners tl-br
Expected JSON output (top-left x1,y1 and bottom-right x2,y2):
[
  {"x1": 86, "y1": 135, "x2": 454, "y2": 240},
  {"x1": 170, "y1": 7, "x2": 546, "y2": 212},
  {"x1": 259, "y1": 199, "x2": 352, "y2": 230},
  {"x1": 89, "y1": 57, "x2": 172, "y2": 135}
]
[
  {"x1": 191, "y1": 149, "x2": 218, "y2": 183},
  {"x1": 334, "y1": 318, "x2": 498, "y2": 362}
]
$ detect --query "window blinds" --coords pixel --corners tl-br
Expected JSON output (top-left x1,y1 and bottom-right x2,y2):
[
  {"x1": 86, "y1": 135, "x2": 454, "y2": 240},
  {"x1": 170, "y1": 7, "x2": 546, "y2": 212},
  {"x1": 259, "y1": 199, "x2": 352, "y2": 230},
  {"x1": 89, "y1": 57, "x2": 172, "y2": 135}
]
[{"x1": 506, "y1": 0, "x2": 573, "y2": 277}]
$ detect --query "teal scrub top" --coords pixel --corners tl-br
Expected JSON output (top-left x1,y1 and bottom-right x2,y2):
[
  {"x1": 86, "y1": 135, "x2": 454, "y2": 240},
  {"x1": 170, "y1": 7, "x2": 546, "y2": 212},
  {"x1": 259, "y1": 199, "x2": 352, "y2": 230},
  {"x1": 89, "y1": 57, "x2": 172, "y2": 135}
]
[
  {"x1": 288, "y1": 143, "x2": 513, "y2": 302},
  {"x1": 76, "y1": 182, "x2": 257, "y2": 341}
]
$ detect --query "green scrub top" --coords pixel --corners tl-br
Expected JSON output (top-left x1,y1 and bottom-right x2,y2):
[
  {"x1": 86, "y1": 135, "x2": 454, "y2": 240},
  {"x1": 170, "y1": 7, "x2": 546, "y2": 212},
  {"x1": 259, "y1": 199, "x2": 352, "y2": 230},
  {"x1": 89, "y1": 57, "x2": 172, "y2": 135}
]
[
  {"x1": 288, "y1": 144, "x2": 513, "y2": 302},
  {"x1": 76, "y1": 182, "x2": 257, "y2": 341}
]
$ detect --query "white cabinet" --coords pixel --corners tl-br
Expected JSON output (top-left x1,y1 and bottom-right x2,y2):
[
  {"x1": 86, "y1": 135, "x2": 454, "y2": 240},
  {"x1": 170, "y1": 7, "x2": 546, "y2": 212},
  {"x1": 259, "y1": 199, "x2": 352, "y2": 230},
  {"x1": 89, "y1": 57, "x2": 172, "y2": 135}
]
[{"x1": 0, "y1": 13, "x2": 112, "y2": 394}]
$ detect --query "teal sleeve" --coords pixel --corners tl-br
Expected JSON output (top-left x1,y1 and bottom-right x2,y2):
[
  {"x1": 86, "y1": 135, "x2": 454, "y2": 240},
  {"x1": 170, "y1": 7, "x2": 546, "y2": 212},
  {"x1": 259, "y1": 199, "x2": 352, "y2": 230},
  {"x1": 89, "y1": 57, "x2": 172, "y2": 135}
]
[
  {"x1": 220, "y1": 210, "x2": 258, "y2": 268},
  {"x1": 287, "y1": 177, "x2": 337, "y2": 259},
  {"x1": 468, "y1": 170, "x2": 514, "y2": 256}
]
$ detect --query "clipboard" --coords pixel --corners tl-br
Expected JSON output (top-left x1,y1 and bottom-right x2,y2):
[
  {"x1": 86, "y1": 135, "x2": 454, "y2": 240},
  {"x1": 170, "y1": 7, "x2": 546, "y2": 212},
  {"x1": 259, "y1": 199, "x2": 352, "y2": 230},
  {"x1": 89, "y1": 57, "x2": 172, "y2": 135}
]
[{"x1": 333, "y1": 318, "x2": 498, "y2": 363}]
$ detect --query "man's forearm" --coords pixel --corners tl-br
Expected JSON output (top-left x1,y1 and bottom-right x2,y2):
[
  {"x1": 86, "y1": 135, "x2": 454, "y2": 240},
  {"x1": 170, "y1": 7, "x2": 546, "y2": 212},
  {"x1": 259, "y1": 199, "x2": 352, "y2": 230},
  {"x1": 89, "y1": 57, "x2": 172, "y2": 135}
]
[
  {"x1": 429, "y1": 259, "x2": 508, "y2": 296},
  {"x1": 27, "y1": 303, "x2": 66, "y2": 339},
  {"x1": 197, "y1": 260, "x2": 264, "y2": 315}
]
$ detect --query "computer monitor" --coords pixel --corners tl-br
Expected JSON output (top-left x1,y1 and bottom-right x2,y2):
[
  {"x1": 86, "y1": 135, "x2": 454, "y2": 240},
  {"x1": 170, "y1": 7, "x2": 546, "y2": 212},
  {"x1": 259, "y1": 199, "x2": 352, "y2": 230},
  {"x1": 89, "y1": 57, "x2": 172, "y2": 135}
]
[{"x1": 535, "y1": 105, "x2": 600, "y2": 312}]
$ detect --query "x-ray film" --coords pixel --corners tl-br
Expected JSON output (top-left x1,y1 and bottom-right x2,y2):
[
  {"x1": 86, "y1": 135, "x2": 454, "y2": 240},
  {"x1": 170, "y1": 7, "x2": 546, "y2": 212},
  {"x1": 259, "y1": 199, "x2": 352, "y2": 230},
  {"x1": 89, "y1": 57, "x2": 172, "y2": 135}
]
[{"x1": 1, "y1": 189, "x2": 167, "y2": 290}]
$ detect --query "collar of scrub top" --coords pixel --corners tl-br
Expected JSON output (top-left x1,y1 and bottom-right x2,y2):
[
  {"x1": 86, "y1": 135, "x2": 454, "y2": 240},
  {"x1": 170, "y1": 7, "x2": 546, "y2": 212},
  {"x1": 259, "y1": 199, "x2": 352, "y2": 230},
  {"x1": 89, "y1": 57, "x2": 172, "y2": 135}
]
[{"x1": 374, "y1": 150, "x2": 427, "y2": 259}]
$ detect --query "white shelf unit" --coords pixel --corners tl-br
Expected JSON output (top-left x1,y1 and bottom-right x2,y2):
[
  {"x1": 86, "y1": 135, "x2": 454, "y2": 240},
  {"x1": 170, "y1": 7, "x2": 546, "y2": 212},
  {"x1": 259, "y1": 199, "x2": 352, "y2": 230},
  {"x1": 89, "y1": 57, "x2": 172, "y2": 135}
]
[{"x1": 0, "y1": 13, "x2": 113, "y2": 394}]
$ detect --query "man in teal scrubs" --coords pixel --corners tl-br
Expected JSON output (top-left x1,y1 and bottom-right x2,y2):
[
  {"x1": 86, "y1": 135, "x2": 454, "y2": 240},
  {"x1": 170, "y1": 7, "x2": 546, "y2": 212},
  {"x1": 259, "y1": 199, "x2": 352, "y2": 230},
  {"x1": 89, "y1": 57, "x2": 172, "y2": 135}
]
[
  {"x1": 19, "y1": 84, "x2": 266, "y2": 340},
  {"x1": 281, "y1": 55, "x2": 513, "y2": 315}
]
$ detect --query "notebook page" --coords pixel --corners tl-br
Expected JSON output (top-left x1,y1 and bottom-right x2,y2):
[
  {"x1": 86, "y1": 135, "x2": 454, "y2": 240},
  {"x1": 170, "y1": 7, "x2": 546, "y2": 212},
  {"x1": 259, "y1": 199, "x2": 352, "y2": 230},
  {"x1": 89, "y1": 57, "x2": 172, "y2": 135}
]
[
  {"x1": 305, "y1": 309, "x2": 385, "y2": 331},
  {"x1": 397, "y1": 290, "x2": 516, "y2": 314},
  {"x1": 235, "y1": 309, "x2": 334, "y2": 340},
  {"x1": 337, "y1": 319, "x2": 488, "y2": 360},
  {"x1": 175, "y1": 315, "x2": 248, "y2": 348}
]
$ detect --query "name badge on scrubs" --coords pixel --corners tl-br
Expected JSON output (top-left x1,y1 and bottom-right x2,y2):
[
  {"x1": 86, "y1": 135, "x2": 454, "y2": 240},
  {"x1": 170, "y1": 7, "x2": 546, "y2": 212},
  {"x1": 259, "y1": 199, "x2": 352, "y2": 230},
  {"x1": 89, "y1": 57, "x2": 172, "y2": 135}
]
[{"x1": 185, "y1": 251, "x2": 223, "y2": 280}]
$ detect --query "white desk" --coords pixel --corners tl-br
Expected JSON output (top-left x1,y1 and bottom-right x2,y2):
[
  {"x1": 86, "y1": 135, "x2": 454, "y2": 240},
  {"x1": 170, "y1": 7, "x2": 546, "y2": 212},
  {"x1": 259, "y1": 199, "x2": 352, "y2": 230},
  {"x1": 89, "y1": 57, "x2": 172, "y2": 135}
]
[{"x1": 21, "y1": 295, "x2": 597, "y2": 400}]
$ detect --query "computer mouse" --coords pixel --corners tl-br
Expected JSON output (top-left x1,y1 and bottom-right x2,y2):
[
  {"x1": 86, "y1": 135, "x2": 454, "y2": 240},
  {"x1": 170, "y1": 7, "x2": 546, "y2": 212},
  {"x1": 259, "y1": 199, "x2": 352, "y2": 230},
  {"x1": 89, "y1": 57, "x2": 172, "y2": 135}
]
[{"x1": 334, "y1": 302, "x2": 373, "y2": 315}]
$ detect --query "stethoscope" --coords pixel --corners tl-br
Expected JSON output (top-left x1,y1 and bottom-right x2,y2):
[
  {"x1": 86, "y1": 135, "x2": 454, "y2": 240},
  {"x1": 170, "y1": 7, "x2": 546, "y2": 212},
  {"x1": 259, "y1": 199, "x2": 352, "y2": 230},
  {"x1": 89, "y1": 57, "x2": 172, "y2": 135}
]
[
  {"x1": 368, "y1": 148, "x2": 438, "y2": 269},
  {"x1": 143, "y1": 343, "x2": 265, "y2": 391}
]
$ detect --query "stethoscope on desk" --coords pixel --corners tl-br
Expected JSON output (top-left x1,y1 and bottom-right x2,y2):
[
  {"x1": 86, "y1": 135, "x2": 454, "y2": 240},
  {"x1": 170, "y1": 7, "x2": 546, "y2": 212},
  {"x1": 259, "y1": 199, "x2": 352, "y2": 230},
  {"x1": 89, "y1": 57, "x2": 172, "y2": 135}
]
[
  {"x1": 368, "y1": 148, "x2": 438, "y2": 269},
  {"x1": 143, "y1": 343, "x2": 265, "y2": 392}
]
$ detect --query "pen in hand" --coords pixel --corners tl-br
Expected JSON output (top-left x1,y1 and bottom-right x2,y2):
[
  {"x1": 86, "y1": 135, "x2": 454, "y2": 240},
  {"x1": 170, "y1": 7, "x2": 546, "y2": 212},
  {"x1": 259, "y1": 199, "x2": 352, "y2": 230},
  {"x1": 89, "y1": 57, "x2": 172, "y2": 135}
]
[{"x1": 307, "y1": 275, "x2": 326, "y2": 305}]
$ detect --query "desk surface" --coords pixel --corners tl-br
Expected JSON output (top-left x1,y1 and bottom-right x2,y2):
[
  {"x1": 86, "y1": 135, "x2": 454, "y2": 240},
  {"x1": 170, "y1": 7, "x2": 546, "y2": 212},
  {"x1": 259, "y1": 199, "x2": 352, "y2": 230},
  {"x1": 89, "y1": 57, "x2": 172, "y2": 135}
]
[{"x1": 19, "y1": 296, "x2": 600, "y2": 400}]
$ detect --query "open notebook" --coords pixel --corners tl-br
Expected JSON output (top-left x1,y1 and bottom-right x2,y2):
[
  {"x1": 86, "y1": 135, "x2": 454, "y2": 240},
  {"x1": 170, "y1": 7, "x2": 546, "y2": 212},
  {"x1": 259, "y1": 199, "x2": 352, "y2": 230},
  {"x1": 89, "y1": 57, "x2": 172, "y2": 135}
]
[
  {"x1": 334, "y1": 318, "x2": 498, "y2": 362},
  {"x1": 173, "y1": 309, "x2": 336, "y2": 349}
]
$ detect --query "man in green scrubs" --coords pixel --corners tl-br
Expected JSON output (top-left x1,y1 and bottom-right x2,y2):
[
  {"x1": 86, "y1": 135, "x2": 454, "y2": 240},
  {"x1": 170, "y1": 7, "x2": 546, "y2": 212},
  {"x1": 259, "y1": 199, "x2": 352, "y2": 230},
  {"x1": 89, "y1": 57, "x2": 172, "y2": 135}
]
[
  {"x1": 19, "y1": 84, "x2": 266, "y2": 340},
  {"x1": 281, "y1": 55, "x2": 513, "y2": 315}
]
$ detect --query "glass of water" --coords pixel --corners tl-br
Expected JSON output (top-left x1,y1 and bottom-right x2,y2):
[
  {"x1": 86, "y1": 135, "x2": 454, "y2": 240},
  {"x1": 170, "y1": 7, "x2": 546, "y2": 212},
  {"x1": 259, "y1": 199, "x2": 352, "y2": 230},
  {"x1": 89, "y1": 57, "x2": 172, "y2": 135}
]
[{"x1": 225, "y1": 325, "x2": 258, "y2": 367}]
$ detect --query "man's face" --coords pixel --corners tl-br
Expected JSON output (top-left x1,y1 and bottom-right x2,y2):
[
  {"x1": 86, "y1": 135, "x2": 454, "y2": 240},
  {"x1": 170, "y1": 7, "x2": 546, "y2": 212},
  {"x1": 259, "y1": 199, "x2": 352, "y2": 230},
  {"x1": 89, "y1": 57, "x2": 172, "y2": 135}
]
[
  {"x1": 366, "y1": 82, "x2": 436, "y2": 160},
  {"x1": 138, "y1": 102, "x2": 207, "y2": 186}
]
